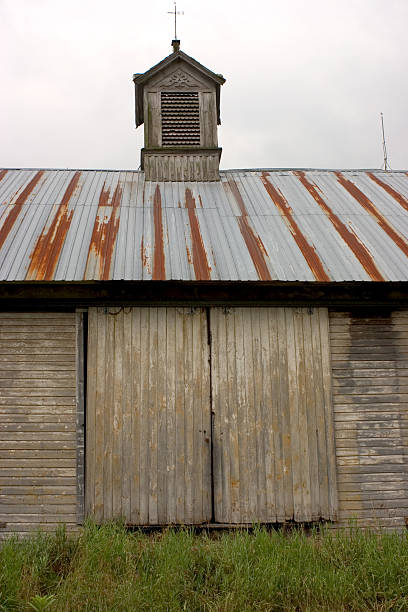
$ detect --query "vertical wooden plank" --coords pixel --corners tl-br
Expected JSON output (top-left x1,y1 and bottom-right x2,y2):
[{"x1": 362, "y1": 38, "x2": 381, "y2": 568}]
[
  {"x1": 320, "y1": 309, "x2": 338, "y2": 520},
  {"x1": 295, "y1": 308, "x2": 312, "y2": 519},
  {"x1": 75, "y1": 310, "x2": 86, "y2": 524},
  {"x1": 227, "y1": 309, "x2": 240, "y2": 522},
  {"x1": 252, "y1": 308, "x2": 266, "y2": 521},
  {"x1": 276, "y1": 307, "x2": 293, "y2": 521},
  {"x1": 112, "y1": 310, "x2": 123, "y2": 518},
  {"x1": 191, "y1": 309, "x2": 201, "y2": 522},
  {"x1": 211, "y1": 309, "x2": 223, "y2": 521},
  {"x1": 146, "y1": 92, "x2": 161, "y2": 147},
  {"x1": 166, "y1": 308, "x2": 177, "y2": 524},
  {"x1": 130, "y1": 308, "x2": 141, "y2": 524},
  {"x1": 244, "y1": 309, "x2": 257, "y2": 521},
  {"x1": 201, "y1": 308, "x2": 212, "y2": 521},
  {"x1": 235, "y1": 308, "x2": 249, "y2": 521},
  {"x1": 157, "y1": 308, "x2": 167, "y2": 524},
  {"x1": 184, "y1": 310, "x2": 194, "y2": 523},
  {"x1": 285, "y1": 308, "x2": 303, "y2": 521},
  {"x1": 94, "y1": 308, "x2": 105, "y2": 522},
  {"x1": 85, "y1": 309, "x2": 96, "y2": 517},
  {"x1": 200, "y1": 92, "x2": 217, "y2": 147},
  {"x1": 103, "y1": 309, "x2": 114, "y2": 520},
  {"x1": 213, "y1": 308, "x2": 233, "y2": 523},
  {"x1": 122, "y1": 310, "x2": 132, "y2": 521},
  {"x1": 302, "y1": 309, "x2": 320, "y2": 520},
  {"x1": 139, "y1": 308, "x2": 149, "y2": 524},
  {"x1": 175, "y1": 308, "x2": 185, "y2": 522},
  {"x1": 148, "y1": 309, "x2": 158, "y2": 524},
  {"x1": 310, "y1": 308, "x2": 330, "y2": 519},
  {"x1": 265, "y1": 308, "x2": 279, "y2": 521},
  {"x1": 192, "y1": 309, "x2": 203, "y2": 522}
]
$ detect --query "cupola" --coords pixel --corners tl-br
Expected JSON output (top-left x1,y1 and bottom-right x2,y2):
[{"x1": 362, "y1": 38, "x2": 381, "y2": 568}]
[{"x1": 133, "y1": 42, "x2": 225, "y2": 181}]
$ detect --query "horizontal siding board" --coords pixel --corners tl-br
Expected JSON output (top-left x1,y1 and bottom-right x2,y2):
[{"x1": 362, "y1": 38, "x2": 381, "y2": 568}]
[
  {"x1": 339, "y1": 482, "x2": 408, "y2": 492},
  {"x1": 0, "y1": 363, "x2": 76, "y2": 371},
  {"x1": 0, "y1": 450, "x2": 76, "y2": 458},
  {"x1": 1, "y1": 423, "x2": 75, "y2": 431},
  {"x1": 0, "y1": 313, "x2": 78, "y2": 536},
  {"x1": 0, "y1": 477, "x2": 75, "y2": 485},
  {"x1": 0, "y1": 514, "x2": 77, "y2": 522},
  {"x1": 1, "y1": 415, "x2": 74, "y2": 422},
  {"x1": 0, "y1": 495, "x2": 77, "y2": 504},
  {"x1": 330, "y1": 310, "x2": 408, "y2": 530},
  {"x1": 0, "y1": 486, "x2": 77, "y2": 495}
]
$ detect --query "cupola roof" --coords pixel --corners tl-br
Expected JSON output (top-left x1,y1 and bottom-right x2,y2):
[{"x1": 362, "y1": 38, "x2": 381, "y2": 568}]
[{"x1": 133, "y1": 48, "x2": 226, "y2": 128}]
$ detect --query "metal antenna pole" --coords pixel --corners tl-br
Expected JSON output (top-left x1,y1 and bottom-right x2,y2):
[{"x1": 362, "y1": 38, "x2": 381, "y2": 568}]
[{"x1": 381, "y1": 112, "x2": 389, "y2": 172}]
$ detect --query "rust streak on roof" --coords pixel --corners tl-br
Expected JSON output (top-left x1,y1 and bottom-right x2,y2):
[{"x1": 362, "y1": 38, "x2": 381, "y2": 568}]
[
  {"x1": 0, "y1": 170, "x2": 44, "y2": 251},
  {"x1": 185, "y1": 188, "x2": 211, "y2": 280},
  {"x1": 226, "y1": 178, "x2": 271, "y2": 281},
  {"x1": 153, "y1": 185, "x2": 165, "y2": 280},
  {"x1": 86, "y1": 182, "x2": 122, "y2": 280},
  {"x1": 140, "y1": 237, "x2": 150, "y2": 273},
  {"x1": 27, "y1": 172, "x2": 81, "y2": 280},
  {"x1": 186, "y1": 245, "x2": 192, "y2": 264},
  {"x1": 295, "y1": 171, "x2": 384, "y2": 281},
  {"x1": 336, "y1": 172, "x2": 408, "y2": 259},
  {"x1": 367, "y1": 173, "x2": 408, "y2": 213},
  {"x1": 0, "y1": 170, "x2": 8, "y2": 183},
  {"x1": 261, "y1": 172, "x2": 330, "y2": 282}
]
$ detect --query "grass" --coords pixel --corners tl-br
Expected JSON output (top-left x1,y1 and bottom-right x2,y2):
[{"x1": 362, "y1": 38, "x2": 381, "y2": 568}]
[{"x1": 1, "y1": 522, "x2": 408, "y2": 611}]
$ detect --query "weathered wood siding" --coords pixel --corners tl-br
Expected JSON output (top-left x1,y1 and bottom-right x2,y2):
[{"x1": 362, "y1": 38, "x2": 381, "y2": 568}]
[
  {"x1": 0, "y1": 313, "x2": 78, "y2": 536},
  {"x1": 86, "y1": 307, "x2": 211, "y2": 525},
  {"x1": 330, "y1": 311, "x2": 408, "y2": 530},
  {"x1": 211, "y1": 307, "x2": 337, "y2": 523}
]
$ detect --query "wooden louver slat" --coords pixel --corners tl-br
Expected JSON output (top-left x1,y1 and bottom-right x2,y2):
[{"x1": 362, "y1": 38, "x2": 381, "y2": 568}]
[{"x1": 161, "y1": 92, "x2": 201, "y2": 146}]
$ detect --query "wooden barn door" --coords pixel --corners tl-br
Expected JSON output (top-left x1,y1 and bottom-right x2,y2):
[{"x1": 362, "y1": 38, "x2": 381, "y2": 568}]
[
  {"x1": 86, "y1": 306, "x2": 337, "y2": 526},
  {"x1": 86, "y1": 307, "x2": 211, "y2": 525},
  {"x1": 211, "y1": 307, "x2": 338, "y2": 523}
]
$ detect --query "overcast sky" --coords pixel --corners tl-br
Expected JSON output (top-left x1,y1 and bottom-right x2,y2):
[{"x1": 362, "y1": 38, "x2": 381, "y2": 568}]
[{"x1": 1, "y1": 0, "x2": 407, "y2": 171}]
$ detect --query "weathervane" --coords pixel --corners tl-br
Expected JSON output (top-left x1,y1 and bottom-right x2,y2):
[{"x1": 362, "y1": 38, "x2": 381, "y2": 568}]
[{"x1": 168, "y1": 1, "x2": 184, "y2": 43}]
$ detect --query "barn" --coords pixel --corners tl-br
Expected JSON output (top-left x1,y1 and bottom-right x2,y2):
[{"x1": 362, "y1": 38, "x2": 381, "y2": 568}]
[{"x1": 1, "y1": 43, "x2": 408, "y2": 536}]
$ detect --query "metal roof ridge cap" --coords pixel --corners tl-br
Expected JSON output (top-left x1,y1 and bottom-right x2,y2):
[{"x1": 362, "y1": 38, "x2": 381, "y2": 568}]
[
  {"x1": 0, "y1": 168, "x2": 145, "y2": 173},
  {"x1": 220, "y1": 168, "x2": 408, "y2": 173},
  {"x1": 2, "y1": 167, "x2": 408, "y2": 174}
]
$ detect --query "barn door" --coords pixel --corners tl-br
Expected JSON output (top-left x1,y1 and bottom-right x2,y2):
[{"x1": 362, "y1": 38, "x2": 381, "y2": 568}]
[
  {"x1": 211, "y1": 307, "x2": 338, "y2": 523},
  {"x1": 86, "y1": 307, "x2": 211, "y2": 525}
]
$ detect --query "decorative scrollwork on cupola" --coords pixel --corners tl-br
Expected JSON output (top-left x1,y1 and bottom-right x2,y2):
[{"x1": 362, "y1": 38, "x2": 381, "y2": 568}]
[
  {"x1": 133, "y1": 45, "x2": 225, "y2": 181},
  {"x1": 163, "y1": 70, "x2": 198, "y2": 89}
]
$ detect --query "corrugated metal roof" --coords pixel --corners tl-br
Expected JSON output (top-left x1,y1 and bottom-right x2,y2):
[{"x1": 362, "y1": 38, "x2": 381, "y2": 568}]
[{"x1": 1, "y1": 167, "x2": 408, "y2": 282}]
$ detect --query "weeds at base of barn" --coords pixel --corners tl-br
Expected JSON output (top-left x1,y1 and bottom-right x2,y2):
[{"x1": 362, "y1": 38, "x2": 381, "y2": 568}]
[{"x1": 1, "y1": 520, "x2": 408, "y2": 611}]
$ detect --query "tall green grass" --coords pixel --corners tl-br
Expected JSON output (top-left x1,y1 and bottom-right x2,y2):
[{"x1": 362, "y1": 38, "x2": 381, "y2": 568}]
[{"x1": 1, "y1": 522, "x2": 408, "y2": 611}]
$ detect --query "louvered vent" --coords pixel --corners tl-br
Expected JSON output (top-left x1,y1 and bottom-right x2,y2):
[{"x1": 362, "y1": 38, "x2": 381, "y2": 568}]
[{"x1": 161, "y1": 92, "x2": 201, "y2": 146}]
